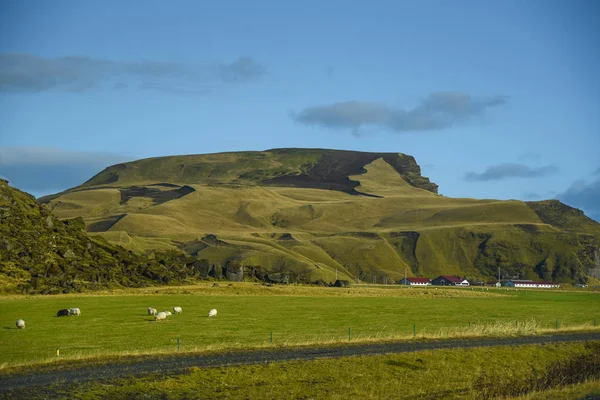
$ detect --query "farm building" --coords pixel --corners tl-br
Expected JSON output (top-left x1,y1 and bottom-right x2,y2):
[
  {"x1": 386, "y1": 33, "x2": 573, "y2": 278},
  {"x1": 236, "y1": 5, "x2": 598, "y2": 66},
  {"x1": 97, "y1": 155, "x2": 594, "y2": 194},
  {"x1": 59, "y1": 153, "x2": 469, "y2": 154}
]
[
  {"x1": 398, "y1": 277, "x2": 432, "y2": 286},
  {"x1": 504, "y1": 280, "x2": 559, "y2": 288},
  {"x1": 486, "y1": 281, "x2": 502, "y2": 288},
  {"x1": 432, "y1": 275, "x2": 470, "y2": 286}
]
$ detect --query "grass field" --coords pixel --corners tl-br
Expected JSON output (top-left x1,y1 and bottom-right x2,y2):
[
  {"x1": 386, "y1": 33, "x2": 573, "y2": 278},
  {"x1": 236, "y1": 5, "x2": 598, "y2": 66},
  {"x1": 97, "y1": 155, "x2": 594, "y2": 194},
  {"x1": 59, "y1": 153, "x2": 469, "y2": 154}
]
[
  {"x1": 1, "y1": 284, "x2": 599, "y2": 368},
  {"x1": 17, "y1": 342, "x2": 600, "y2": 400}
]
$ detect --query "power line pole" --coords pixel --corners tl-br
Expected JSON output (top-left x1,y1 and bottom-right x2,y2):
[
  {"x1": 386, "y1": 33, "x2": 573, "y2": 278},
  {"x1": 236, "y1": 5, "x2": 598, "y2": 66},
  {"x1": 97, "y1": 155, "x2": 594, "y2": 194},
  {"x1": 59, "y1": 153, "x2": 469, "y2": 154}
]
[{"x1": 498, "y1": 267, "x2": 500, "y2": 291}]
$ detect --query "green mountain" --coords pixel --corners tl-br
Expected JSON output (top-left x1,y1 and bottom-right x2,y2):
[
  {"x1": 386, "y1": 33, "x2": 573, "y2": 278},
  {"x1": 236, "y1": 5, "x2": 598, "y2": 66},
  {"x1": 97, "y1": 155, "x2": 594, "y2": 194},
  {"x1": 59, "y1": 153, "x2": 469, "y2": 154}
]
[
  {"x1": 37, "y1": 148, "x2": 600, "y2": 285},
  {"x1": 0, "y1": 179, "x2": 225, "y2": 294}
]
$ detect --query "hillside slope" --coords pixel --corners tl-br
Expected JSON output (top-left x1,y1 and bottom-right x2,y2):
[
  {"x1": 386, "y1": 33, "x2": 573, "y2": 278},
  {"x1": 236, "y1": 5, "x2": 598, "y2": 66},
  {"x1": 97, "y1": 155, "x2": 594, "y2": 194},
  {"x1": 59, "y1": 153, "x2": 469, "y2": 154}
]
[
  {"x1": 41, "y1": 149, "x2": 600, "y2": 284},
  {"x1": 0, "y1": 179, "x2": 219, "y2": 294}
]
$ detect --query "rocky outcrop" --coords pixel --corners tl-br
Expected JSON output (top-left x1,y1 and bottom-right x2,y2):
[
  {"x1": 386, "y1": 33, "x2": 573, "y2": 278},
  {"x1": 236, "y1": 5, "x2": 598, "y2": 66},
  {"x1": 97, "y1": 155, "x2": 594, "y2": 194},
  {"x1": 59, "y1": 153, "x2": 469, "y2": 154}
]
[{"x1": 224, "y1": 261, "x2": 244, "y2": 282}]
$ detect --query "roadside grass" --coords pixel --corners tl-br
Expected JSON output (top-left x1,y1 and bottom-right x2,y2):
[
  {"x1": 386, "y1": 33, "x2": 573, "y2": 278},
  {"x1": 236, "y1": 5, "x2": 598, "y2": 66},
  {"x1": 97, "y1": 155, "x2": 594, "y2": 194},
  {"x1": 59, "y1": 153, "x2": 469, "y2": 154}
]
[
  {"x1": 0, "y1": 286, "x2": 598, "y2": 368},
  {"x1": 13, "y1": 342, "x2": 600, "y2": 400},
  {"x1": 512, "y1": 380, "x2": 600, "y2": 400}
]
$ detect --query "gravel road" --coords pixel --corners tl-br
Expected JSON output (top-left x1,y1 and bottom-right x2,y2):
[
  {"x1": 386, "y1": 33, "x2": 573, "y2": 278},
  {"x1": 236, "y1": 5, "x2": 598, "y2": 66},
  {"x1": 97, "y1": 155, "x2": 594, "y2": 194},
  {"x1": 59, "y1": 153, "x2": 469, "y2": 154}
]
[{"x1": 1, "y1": 332, "x2": 599, "y2": 395}]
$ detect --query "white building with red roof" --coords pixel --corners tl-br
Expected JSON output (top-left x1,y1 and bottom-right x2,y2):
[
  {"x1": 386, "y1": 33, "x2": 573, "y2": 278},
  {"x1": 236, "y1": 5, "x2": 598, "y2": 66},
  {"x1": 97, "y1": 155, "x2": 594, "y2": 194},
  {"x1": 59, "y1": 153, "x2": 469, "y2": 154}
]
[
  {"x1": 432, "y1": 275, "x2": 470, "y2": 286},
  {"x1": 504, "y1": 280, "x2": 559, "y2": 288},
  {"x1": 398, "y1": 277, "x2": 432, "y2": 286}
]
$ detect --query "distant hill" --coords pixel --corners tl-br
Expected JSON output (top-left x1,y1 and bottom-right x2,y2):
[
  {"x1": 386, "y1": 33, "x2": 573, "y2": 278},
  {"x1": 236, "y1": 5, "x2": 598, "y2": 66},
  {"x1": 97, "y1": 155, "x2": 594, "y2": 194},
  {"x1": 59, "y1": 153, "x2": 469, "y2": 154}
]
[{"x1": 38, "y1": 148, "x2": 600, "y2": 285}]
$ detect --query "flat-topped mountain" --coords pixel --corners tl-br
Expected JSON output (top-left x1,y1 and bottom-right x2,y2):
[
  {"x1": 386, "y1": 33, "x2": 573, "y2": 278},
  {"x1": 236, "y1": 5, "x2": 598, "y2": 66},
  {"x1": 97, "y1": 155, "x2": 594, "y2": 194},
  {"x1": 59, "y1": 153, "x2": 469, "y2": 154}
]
[
  {"x1": 71, "y1": 148, "x2": 438, "y2": 195},
  {"x1": 38, "y1": 148, "x2": 600, "y2": 285}
]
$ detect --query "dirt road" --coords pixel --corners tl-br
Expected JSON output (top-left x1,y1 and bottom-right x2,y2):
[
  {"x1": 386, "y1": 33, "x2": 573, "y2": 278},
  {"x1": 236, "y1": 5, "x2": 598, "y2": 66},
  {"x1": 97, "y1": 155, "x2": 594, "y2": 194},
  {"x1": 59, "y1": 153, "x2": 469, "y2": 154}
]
[{"x1": 1, "y1": 332, "x2": 599, "y2": 394}]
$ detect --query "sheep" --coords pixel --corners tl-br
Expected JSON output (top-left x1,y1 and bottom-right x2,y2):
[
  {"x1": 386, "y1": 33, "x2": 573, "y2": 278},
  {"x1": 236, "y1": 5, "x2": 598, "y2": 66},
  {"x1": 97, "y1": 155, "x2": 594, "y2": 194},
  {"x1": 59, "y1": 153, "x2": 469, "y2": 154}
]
[
  {"x1": 208, "y1": 309, "x2": 217, "y2": 317},
  {"x1": 155, "y1": 312, "x2": 167, "y2": 321},
  {"x1": 147, "y1": 308, "x2": 157, "y2": 316},
  {"x1": 69, "y1": 308, "x2": 81, "y2": 316},
  {"x1": 57, "y1": 309, "x2": 69, "y2": 317},
  {"x1": 173, "y1": 306, "x2": 182, "y2": 314},
  {"x1": 16, "y1": 319, "x2": 25, "y2": 329},
  {"x1": 164, "y1": 311, "x2": 172, "y2": 316}
]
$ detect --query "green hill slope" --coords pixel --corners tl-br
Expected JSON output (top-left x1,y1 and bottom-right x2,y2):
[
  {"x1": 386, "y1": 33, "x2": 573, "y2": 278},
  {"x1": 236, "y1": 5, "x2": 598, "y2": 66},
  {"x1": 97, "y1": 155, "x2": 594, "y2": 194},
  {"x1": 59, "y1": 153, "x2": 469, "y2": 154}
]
[
  {"x1": 39, "y1": 149, "x2": 600, "y2": 285},
  {"x1": 0, "y1": 179, "x2": 217, "y2": 294}
]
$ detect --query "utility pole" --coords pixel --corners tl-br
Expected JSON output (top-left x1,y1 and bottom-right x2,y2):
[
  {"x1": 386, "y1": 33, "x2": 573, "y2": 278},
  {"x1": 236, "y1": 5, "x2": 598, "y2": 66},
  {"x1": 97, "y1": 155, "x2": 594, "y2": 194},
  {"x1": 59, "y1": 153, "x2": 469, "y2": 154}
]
[
  {"x1": 404, "y1": 267, "x2": 407, "y2": 284},
  {"x1": 498, "y1": 267, "x2": 500, "y2": 291},
  {"x1": 336, "y1": 267, "x2": 338, "y2": 281}
]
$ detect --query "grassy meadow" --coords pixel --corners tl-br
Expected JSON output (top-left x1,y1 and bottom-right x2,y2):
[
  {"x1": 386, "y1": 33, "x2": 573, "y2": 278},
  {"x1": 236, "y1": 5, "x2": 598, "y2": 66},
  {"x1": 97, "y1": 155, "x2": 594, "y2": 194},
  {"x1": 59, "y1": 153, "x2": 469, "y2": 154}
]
[
  {"x1": 17, "y1": 342, "x2": 600, "y2": 400},
  {"x1": 1, "y1": 284, "x2": 599, "y2": 369}
]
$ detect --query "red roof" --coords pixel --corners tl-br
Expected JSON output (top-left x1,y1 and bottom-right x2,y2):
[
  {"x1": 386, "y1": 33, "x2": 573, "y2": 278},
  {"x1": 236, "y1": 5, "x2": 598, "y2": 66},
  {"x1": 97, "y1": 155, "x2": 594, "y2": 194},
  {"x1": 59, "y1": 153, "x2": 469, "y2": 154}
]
[{"x1": 405, "y1": 277, "x2": 431, "y2": 283}]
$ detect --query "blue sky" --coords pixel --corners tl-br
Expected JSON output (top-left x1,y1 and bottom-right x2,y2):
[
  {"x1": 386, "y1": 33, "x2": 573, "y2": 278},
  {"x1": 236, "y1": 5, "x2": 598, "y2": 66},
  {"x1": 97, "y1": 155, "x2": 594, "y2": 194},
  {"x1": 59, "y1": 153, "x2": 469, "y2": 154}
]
[{"x1": 1, "y1": 0, "x2": 599, "y2": 220}]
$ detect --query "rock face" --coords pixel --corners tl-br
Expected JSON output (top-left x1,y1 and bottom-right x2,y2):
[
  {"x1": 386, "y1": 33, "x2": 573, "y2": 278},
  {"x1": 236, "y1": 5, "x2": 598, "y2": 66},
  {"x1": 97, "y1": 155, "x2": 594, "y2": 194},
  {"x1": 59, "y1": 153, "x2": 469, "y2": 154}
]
[
  {"x1": 266, "y1": 272, "x2": 290, "y2": 284},
  {"x1": 590, "y1": 249, "x2": 600, "y2": 279},
  {"x1": 209, "y1": 264, "x2": 223, "y2": 279},
  {"x1": 224, "y1": 262, "x2": 244, "y2": 282},
  {"x1": 334, "y1": 279, "x2": 350, "y2": 287}
]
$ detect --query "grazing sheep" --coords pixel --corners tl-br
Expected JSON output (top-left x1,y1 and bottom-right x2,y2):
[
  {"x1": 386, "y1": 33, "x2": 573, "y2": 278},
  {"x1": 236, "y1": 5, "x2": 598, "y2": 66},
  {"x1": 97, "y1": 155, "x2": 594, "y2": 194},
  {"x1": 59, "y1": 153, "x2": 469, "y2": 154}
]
[
  {"x1": 155, "y1": 312, "x2": 167, "y2": 321},
  {"x1": 69, "y1": 308, "x2": 81, "y2": 316},
  {"x1": 16, "y1": 319, "x2": 25, "y2": 329},
  {"x1": 208, "y1": 309, "x2": 217, "y2": 317},
  {"x1": 148, "y1": 308, "x2": 157, "y2": 316},
  {"x1": 173, "y1": 306, "x2": 182, "y2": 314},
  {"x1": 164, "y1": 311, "x2": 172, "y2": 316},
  {"x1": 57, "y1": 309, "x2": 69, "y2": 317}
]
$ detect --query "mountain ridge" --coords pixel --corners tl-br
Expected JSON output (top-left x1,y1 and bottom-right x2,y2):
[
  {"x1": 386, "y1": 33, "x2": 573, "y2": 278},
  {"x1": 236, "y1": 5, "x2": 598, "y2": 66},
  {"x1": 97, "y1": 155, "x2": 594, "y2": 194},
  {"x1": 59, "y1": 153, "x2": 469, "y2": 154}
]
[
  {"x1": 30, "y1": 148, "x2": 600, "y2": 286},
  {"x1": 41, "y1": 148, "x2": 437, "y2": 201}
]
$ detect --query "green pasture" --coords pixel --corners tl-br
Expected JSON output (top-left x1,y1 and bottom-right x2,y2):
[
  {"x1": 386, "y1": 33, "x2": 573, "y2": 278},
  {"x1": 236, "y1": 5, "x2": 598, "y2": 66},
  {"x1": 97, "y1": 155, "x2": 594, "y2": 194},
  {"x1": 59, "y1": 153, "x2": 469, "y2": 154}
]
[{"x1": 1, "y1": 287, "x2": 599, "y2": 367}]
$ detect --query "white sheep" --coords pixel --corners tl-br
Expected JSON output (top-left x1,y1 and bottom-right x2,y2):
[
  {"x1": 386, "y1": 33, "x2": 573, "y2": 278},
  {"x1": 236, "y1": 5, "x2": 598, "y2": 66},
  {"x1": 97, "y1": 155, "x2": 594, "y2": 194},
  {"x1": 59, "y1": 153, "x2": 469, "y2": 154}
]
[
  {"x1": 69, "y1": 308, "x2": 81, "y2": 316},
  {"x1": 155, "y1": 312, "x2": 167, "y2": 321},
  {"x1": 173, "y1": 306, "x2": 182, "y2": 314},
  {"x1": 208, "y1": 309, "x2": 217, "y2": 317},
  {"x1": 164, "y1": 311, "x2": 172, "y2": 316},
  {"x1": 148, "y1": 308, "x2": 157, "y2": 316},
  {"x1": 16, "y1": 319, "x2": 25, "y2": 329}
]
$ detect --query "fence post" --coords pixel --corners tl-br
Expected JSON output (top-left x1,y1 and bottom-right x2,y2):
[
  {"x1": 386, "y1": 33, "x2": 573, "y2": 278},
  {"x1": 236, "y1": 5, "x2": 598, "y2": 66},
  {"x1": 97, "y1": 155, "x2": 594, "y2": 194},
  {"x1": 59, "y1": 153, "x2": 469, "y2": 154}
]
[
  {"x1": 177, "y1": 337, "x2": 180, "y2": 352},
  {"x1": 56, "y1": 348, "x2": 60, "y2": 358},
  {"x1": 348, "y1": 328, "x2": 351, "y2": 341},
  {"x1": 270, "y1": 332, "x2": 273, "y2": 344}
]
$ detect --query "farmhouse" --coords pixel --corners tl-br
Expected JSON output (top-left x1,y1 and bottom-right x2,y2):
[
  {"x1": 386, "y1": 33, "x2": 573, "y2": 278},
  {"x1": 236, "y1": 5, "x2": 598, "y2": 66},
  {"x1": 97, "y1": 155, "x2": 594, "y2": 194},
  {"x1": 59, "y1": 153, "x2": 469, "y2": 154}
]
[
  {"x1": 487, "y1": 281, "x2": 502, "y2": 288},
  {"x1": 432, "y1": 275, "x2": 470, "y2": 286},
  {"x1": 504, "y1": 280, "x2": 559, "y2": 288},
  {"x1": 398, "y1": 277, "x2": 432, "y2": 286}
]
